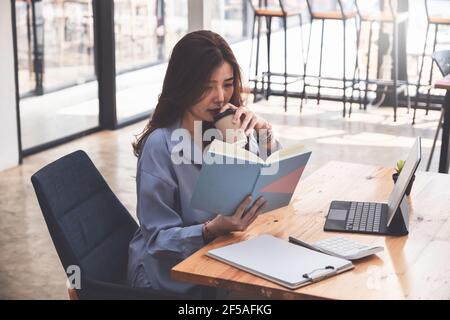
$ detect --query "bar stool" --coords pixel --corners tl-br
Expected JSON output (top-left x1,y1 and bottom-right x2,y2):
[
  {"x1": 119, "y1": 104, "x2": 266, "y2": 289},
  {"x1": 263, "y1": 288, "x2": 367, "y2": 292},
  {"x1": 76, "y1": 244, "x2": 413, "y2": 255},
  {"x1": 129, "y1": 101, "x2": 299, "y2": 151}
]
[
  {"x1": 301, "y1": 0, "x2": 359, "y2": 117},
  {"x1": 248, "y1": 0, "x2": 308, "y2": 111},
  {"x1": 355, "y1": 0, "x2": 410, "y2": 122},
  {"x1": 413, "y1": 0, "x2": 450, "y2": 124}
]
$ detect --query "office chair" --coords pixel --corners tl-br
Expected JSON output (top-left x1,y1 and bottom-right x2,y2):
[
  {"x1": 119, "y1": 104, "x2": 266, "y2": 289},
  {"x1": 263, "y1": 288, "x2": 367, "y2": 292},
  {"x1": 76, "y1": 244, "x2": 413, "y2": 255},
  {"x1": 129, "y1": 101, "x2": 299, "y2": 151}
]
[
  {"x1": 426, "y1": 50, "x2": 450, "y2": 171},
  {"x1": 248, "y1": 0, "x2": 308, "y2": 111},
  {"x1": 355, "y1": 0, "x2": 410, "y2": 121},
  {"x1": 301, "y1": 0, "x2": 359, "y2": 117},
  {"x1": 31, "y1": 150, "x2": 189, "y2": 299}
]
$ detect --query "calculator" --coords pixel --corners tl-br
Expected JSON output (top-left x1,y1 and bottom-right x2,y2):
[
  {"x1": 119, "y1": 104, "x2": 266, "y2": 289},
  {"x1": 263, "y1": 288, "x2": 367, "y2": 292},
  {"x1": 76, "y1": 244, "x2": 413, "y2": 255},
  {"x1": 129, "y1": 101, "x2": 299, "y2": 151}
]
[{"x1": 288, "y1": 236, "x2": 383, "y2": 261}]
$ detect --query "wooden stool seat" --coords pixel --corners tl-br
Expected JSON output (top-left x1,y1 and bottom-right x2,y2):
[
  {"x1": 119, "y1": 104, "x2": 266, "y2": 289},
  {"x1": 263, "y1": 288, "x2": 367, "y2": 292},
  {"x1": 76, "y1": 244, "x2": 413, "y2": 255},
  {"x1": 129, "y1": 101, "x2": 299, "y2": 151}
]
[
  {"x1": 429, "y1": 16, "x2": 450, "y2": 25},
  {"x1": 255, "y1": 5, "x2": 306, "y2": 17},
  {"x1": 360, "y1": 11, "x2": 408, "y2": 23},
  {"x1": 255, "y1": 8, "x2": 304, "y2": 17},
  {"x1": 311, "y1": 10, "x2": 357, "y2": 20}
]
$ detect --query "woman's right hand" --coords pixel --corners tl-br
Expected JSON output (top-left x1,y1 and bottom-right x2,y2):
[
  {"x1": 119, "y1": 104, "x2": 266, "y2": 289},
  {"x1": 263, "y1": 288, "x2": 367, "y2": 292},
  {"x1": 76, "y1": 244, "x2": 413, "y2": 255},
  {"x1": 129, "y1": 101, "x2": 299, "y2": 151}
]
[{"x1": 205, "y1": 196, "x2": 268, "y2": 240}]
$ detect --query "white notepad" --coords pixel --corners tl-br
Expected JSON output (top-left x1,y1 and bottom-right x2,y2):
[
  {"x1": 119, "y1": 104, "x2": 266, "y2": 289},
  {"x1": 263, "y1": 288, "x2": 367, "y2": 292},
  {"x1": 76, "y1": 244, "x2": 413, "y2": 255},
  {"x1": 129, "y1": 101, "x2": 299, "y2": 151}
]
[{"x1": 206, "y1": 234, "x2": 354, "y2": 290}]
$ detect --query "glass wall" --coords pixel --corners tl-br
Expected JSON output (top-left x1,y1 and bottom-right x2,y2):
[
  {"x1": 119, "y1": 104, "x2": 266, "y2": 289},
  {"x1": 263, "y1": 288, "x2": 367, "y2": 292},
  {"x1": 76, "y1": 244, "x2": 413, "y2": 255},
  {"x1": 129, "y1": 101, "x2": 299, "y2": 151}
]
[
  {"x1": 211, "y1": 0, "x2": 250, "y2": 43},
  {"x1": 114, "y1": 0, "x2": 188, "y2": 122},
  {"x1": 12, "y1": 0, "x2": 253, "y2": 154},
  {"x1": 15, "y1": 0, "x2": 98, "y2": 150}
]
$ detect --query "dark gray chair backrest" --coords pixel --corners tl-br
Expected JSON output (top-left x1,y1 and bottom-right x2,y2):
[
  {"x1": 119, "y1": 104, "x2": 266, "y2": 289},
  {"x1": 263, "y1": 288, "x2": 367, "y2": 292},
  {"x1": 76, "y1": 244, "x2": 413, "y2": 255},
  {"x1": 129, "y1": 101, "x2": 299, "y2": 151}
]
[{"x1": 31, "y1": 150, "x2": 138, "y2": 285}]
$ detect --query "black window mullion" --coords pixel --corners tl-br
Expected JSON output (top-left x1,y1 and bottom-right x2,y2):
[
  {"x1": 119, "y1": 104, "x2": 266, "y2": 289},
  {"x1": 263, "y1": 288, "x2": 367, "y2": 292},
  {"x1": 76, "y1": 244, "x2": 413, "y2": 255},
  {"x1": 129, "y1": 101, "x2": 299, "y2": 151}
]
[
  {"x1": 11, "y1": 0, "x2": 23, "y2": 164},
  {"x1": 93, "y1": 0, "x2": 117, "y2": 130}
]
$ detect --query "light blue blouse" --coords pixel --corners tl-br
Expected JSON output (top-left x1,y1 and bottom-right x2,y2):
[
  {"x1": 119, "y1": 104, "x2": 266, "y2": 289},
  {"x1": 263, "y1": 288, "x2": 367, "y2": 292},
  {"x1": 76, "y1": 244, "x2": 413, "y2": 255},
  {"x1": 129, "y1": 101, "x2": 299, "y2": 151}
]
[{"x1": 127, "y1": 120, "x2": 277, "y2": 297}]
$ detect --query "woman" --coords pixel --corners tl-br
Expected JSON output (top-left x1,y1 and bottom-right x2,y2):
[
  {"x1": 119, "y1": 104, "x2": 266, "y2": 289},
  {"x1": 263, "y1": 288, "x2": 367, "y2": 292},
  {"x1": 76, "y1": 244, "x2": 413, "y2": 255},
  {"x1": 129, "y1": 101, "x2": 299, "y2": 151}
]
[{"x1": 128, "y1": 30, "x2": 280, "y2": 297}]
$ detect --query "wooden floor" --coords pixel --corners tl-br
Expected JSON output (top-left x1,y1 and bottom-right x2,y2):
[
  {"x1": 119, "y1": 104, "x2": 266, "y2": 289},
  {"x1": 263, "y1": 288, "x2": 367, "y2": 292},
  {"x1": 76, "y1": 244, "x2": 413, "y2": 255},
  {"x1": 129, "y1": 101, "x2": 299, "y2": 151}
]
[{"x1": 0, "y1": 97, "x2": 444, "y2": 299}]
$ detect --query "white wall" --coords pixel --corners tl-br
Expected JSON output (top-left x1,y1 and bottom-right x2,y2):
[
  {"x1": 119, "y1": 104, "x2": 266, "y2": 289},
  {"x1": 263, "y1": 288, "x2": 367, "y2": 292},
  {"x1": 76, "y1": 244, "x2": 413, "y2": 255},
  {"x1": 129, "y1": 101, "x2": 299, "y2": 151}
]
[{"x1": 0, "y1": 0, "x2": 20, "y2": 171}]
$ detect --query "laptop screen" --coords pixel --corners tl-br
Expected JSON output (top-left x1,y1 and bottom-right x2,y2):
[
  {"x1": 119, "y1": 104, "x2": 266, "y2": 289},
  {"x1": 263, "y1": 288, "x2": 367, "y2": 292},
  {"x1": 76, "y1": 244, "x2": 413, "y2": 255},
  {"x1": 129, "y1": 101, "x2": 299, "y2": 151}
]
[{"x1": 386, "y1": 137, "x2": 422, "y2": 226}]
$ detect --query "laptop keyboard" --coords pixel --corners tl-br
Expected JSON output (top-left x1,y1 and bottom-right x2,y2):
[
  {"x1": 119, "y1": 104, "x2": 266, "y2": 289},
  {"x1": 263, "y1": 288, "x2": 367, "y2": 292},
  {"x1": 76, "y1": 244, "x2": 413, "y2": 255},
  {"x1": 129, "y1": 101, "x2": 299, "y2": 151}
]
[{"x1": 345, "y1": 202, "x2": 382, "y2": 233}]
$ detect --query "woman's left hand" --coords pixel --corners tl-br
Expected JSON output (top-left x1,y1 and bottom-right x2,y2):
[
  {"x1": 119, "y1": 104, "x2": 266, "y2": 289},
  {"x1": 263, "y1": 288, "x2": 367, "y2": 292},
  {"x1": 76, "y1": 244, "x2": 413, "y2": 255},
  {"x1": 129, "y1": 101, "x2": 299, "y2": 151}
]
[{"x1": 219, "y1": 103, "x2": 271, "y2": 135}]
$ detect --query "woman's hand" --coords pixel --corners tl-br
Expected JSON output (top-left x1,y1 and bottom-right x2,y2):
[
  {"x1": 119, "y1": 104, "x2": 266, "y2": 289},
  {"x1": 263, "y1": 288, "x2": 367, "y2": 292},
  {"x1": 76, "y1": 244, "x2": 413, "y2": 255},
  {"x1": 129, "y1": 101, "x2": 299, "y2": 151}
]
[
  {"x1": 219, "y1": 103, "x2": 271, "y2": 136},
  {"x1": 204, "y1": 195, "x2": 268, "y2": 241}
]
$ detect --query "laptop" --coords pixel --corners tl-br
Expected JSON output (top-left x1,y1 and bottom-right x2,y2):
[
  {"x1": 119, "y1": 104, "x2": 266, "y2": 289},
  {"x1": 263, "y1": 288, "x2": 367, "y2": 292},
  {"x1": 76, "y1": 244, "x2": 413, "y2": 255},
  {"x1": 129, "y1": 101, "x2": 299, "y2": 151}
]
[{"x1": 324, "y1": 137, "x2": 422, "y2": 236}]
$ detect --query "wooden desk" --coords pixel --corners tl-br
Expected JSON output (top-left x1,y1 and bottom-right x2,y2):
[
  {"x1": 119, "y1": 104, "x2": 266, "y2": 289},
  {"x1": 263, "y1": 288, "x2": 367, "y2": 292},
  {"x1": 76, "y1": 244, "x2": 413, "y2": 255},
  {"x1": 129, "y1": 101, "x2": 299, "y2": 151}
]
[
  {"x1": 172, "y1": 161, "x2": 450, "y2": 300},
  {"x1": 435, "y1": 76, "x2": 450, "y2": 173}
]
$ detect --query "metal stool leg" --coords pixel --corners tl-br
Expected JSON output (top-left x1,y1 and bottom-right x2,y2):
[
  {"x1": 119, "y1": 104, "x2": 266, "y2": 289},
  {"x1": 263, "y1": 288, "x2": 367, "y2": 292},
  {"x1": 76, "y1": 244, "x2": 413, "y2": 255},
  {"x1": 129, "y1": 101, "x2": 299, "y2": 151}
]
[
  {"x1": 342, "y1": 19, "x2": 347, "y2": 118},
  {"x1": 283, "y1": 16, "x2": 288, "y2": 111},
  {"x1": 406, "y1": 79, "x2": 411, "y2": 114},
  {"x1": 301, "y1": 20, "x2": 313, "y2": 112},
  {"x1": 426, "y1": 108, "x2": 444, "y2": 171},
  {"x1": 357, "y1": 19, "x2": 363, "y2": 112},
  {"x1": 250, "y1": 13, "x2": 257, "y2": 100},
  {"x1": 265, "y1": 16, "x2": 272, "y2": 101},
  {"x1": 426, "y1": 24, "x2": 438, "y2": 116},
  {"x1": 317, "y1": 19, "x2": 325, "y2": 105},
  {"x1": 364, "y1": 21, "x2": 373, "y2": 111},
  {"x1": 299, "y1": 14, "x2": 306, "y2": 112},
  {"x1": 350, "y1": 17, "x2": 361, "y2": 118},
  {"x1": 393, "y1": 19, "x2": 399, "y2": 122},
  {"x1": 413, "y1": 22, "x2": 430, "y2": 124},
  {"x1": 405, "y1": 42, "x2": 411, "y2": 115},
  {"x1": 253, "y1": 15, "x2": 262, "y2": 102}
]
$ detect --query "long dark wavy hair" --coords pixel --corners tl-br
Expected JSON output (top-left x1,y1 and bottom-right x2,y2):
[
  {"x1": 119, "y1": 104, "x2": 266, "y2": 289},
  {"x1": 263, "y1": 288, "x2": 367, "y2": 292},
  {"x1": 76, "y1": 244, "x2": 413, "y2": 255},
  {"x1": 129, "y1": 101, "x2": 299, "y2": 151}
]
[{"x1": 132, "y1": 30, "x2": 244, "y2": 157}]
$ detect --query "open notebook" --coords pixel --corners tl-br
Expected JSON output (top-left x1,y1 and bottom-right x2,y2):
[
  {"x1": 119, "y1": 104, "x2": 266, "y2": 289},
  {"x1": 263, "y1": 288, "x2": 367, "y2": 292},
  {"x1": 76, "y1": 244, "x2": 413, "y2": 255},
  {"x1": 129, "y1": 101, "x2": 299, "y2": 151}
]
[
  {"x1": 190, "y1": 139, "x2": 311, "y2": 215},
  {"x1": 206, "y1": 234, "x2": 354, "y2": 290}
]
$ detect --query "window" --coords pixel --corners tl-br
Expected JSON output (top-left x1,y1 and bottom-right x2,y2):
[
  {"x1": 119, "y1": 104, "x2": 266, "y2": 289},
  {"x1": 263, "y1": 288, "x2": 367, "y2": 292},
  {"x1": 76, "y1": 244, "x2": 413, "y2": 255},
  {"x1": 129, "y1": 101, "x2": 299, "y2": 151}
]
[
  {"x1": 15, "y1": 0, "x2": 99, "y2": 151},
  {"x1": 114, "y1": 0, "x2": 188, "y2": 123}
]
